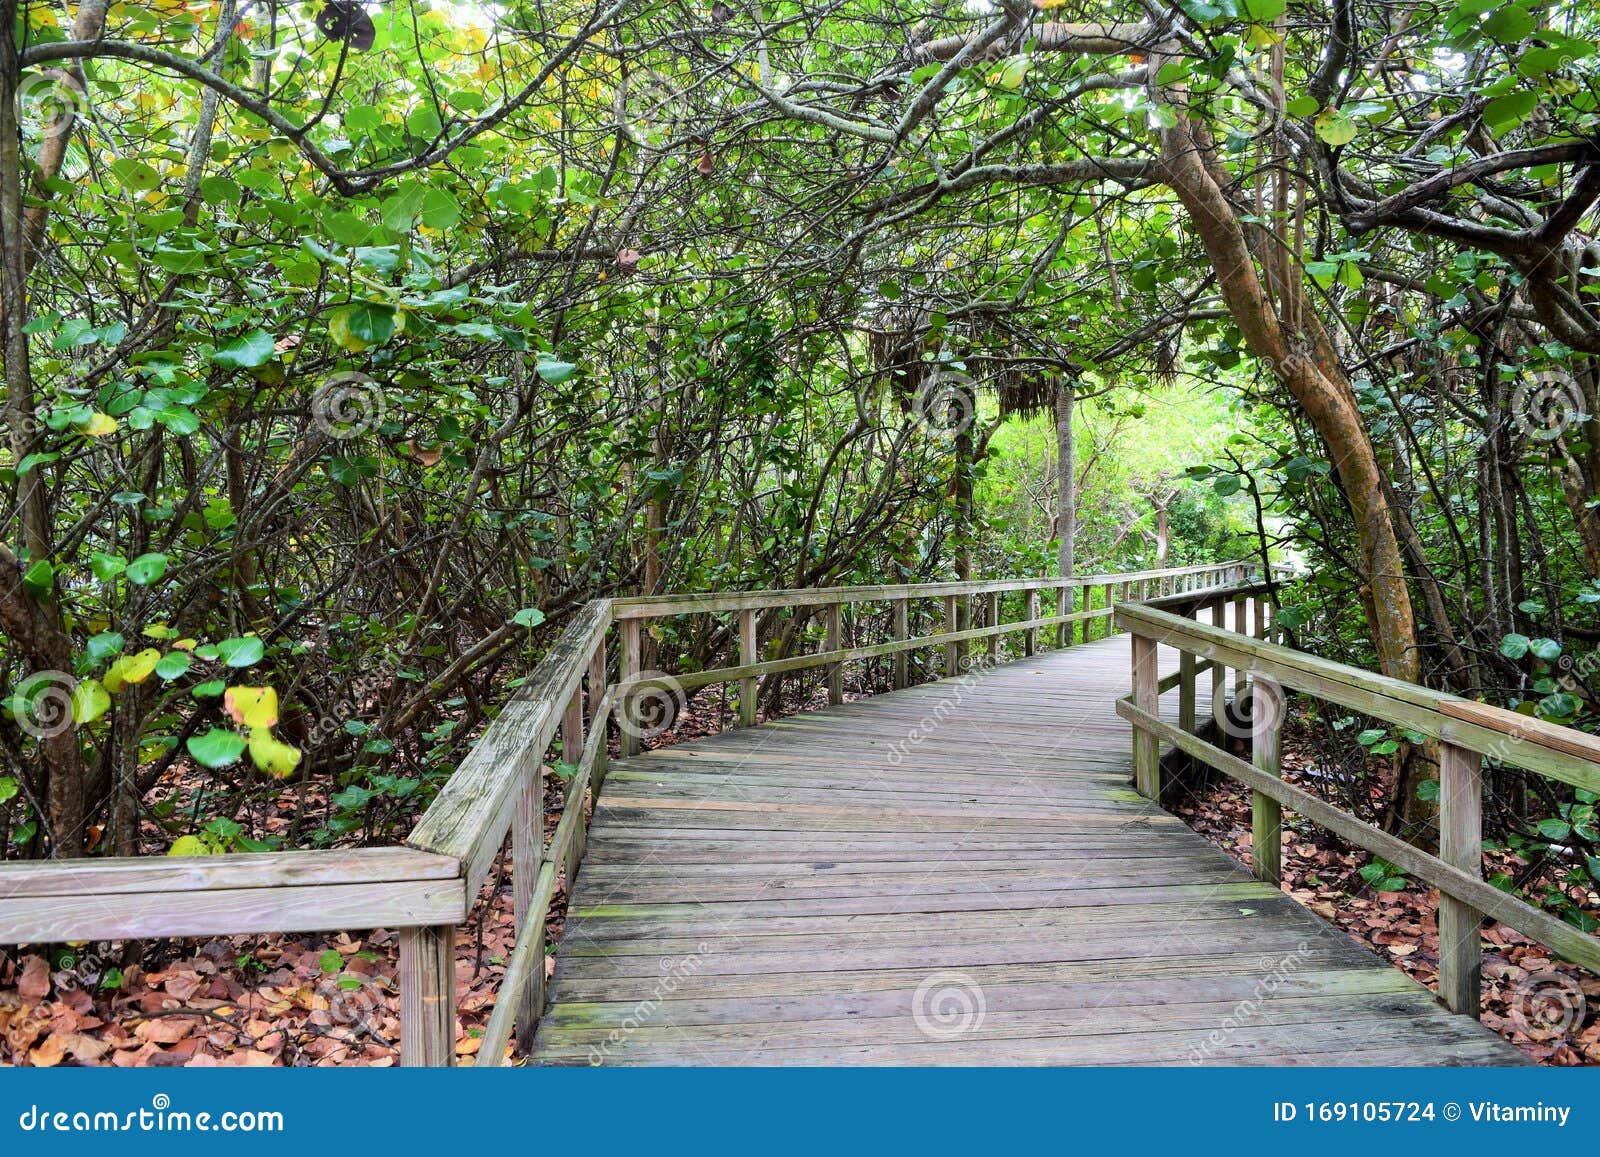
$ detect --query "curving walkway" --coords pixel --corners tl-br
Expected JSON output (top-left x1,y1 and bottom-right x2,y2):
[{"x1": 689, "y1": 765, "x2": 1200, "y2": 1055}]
[{"x1": 532, "y1": 636, "x2": 1525, "y2": 1065}]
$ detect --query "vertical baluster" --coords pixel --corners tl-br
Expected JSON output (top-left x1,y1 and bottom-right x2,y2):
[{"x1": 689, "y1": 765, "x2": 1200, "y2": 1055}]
[
  {"x1": 1438, "y1": 742, "x2": 1485, "y2": 1015},
  {"x1": 1024, "y1": 589, "x2": 1039, "y2": 656},
  {"x1": 738, "y1": 609, "x2": 757, "y2": 726},
  {"x1": 825, "y1": 602, "x2": 844, "y2": 705},
  {"x1": 400, "y1": 925, "x2": 456, "y2": 1066},
  {"x1": 1056, "y1": 586, "x2": 1070, "y2": 648},
  {"x1": 984, "y1": 591, "x2": 1000, "y2": 665},
  {"x1": 1131, "y1": 631, "x2": 1159, "y2": 798},
  {"x1": 943, "y1": 594, "x2": 959, "y2": 675},
  {"x1": 893, "y1": 597, "x2": 909, "y2": 688},
  {"x1": 1250, "y1": 677, "x2": 1284, "y2": 884},
  {"x1": 620, "y1": 618, "x2": 641, "y2": 757}
]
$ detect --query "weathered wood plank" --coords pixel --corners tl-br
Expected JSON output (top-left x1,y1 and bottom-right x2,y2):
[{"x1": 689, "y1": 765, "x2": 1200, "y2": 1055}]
[{"x1": 0, "y1": 878, "x2": 467, "y2": 944}]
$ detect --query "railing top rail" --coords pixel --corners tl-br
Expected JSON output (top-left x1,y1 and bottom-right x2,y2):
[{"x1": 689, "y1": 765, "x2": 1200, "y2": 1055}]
[
  {"x1": 1116, "y1": 601, "x2": 1600, "y2": 794},
  {"x1": 612, "y1": 561, "x2": 1287, "y2": 619}
]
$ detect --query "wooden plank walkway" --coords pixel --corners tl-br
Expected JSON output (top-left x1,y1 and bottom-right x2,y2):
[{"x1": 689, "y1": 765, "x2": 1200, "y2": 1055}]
[{"x1": 532, "y1": 636, "x2": 1526, "y2": 1065}]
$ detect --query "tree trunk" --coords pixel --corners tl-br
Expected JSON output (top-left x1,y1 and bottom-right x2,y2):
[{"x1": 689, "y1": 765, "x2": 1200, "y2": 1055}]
[{"x1": 1055, "y1": 382, "x2": 1075, "y2": 579}]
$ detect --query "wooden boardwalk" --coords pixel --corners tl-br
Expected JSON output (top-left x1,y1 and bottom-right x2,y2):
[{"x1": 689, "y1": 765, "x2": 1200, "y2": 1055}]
[{"x1": 533, "y1": 636, "x2": 1525, "y2": 1065}]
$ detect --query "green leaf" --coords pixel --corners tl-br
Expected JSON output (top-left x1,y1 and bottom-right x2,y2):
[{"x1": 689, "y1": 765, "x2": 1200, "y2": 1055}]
[
  {"x1": 512, "y1": 608, "x2": 546, "y2": 628},
  {"x1": 1528, "y1": 637, "x2": 1561, "y2": 661},
  {"x1": 21, "y1": 559, "x2": 53, "y2": 598},
  {"x1": 1315, "y1": 111, "x2": 1358, "y2": 146},
  {"x1": 89, "y1": 551, "x2": 126, "y2": 581},
  {"x1": 1500, "y1": 633, "x2": 1531, "y2": 659},
  {"x1": 0, "y1": 777, "x2": 17, "y2": 805},
  {"x1": 86, "y1": 631, "x2": 125, "y2": 664},
  {"x1": 216, "y1": 636, "x2": 266, "y2": 668},
  {"x1": 330, "y1": 302, "x2": 397, "y2": 351},
  {"x1": 125, "y1": 552, "x2": 169, "y2": 586},
  {"x1": 1537, "y1": 818, "x2": 1572, "y2": 841},
  {"x1": 319, "y1": 950, "x2": 344, "y2": 974},
  {"x1": 155, "y1": 651, "x2": 193, "y2": 681},
  {"x1": 212, "y1": 329, "x2": 277, "y2": 369},
  {"x1": 1482, "y1": 6, "x2": 1535, "y2": 44},
  {"x1": 187, "y1": 728, "x2": 247, "y2": 769},
  {"x1": 1483, "y1": 91, "x2": 1538, "y2": 134},
  {"x1": 535, "y1": 360, "x2": 577, "y2": 384},
  {"x1": 1285, "y1": 95, "x2": 1319, "y2": 118}
]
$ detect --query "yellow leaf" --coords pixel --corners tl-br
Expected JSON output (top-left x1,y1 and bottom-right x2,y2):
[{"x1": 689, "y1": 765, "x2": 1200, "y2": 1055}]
[
  {"x1": 248, "y1": 728, "x2": 302, "y2": 779},
  {"x1": 71, "y1": 679, "x2": 111, "y2": 725},
  {"x1": 78, "y1": 412, "x2": 118, "y2": 437},
  {"x1": 114, "y1": 648, "x2": 162, "y2": 685},
  {"x1": 168, "y1": 835, "x2": 210, "y2": 856},
  {"x1": 224, "y1": 686, "x2": 279, "y2": 729}
]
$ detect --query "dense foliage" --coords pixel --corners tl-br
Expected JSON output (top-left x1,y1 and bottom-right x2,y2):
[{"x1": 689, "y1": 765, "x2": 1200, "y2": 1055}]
[{"x1": 2, "y1": 0, "x2": 1599, "y2": 939}]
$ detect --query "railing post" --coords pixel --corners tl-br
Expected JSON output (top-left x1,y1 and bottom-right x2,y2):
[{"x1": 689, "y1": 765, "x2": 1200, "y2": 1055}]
[
  {"x1": 1438, "y1": 742, "x2": 1484, "y2": 1015},
  {"x1": 1131, "y1": 631, "x2": 1159, "y2": 798},
  {"x1": 400, "y1": 925, "x2": 456, "y2": 1066},
  {"x1": 1056, "y1": 586, "x2": 1070, "y2": 648},
  {"x1": 587, "y1": 636, "x2": 606, "y2": 725},
  {"x1": 944, "y1": 594, "x2": 959, "y2": 675},
  {"x1": 985, "y1": 591, "x2": 1000, "y2": 665},
  {"x1": 513, "y1": 740, "x2": 545, "y2": 1051},
  {"x1": 1233, "y1": 592, "x2": 1248, "y2": 697},
  {"x1": 1024, "y1": 589, "x2": 1039, "y2": 656},
  {"x1": 1250, "y1": 676, "x2": 1284, "y2": 884},
  {"x1": 893, "y1": 598, "x2": 909, "y2": 688},
  {"x1": 825, "y1": 603, "x2": 844, "y2": 705},
  {"x1": 738, "y1": 608, "x2": 758, "y2": 726},
  {"x1": 1179, "y1": 605, "x2": 1197, "y2": 736},
  {"x1": 620, "y1": 618, "x2": 641, "y2": 756}
]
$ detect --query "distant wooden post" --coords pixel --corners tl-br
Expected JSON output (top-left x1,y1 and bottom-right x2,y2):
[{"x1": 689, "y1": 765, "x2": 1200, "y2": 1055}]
[
  {"x1": 1055, "y1": 587, "x2": 1070, "y2": 648},
  {"x1": 1131, "y1": 632, "x2": 1159, "y2": 798},
  {"x1": 400, "y1": 925, "x2": 456, "y2": 1066},
  {"x1": 1250, "y1": 677, "x2": 1284, "y2": 884},
  {"x1": 983, "y1": 591, "x2": 1000, "y2": 665},
  {"x1": 1438, "y1": 742, "x2": 1484, "y2": 1015},
  {"x1": 943, "y1": 595, "x2": 959, "y2": 675},
  {"x1": 893, "y1": 598, "x2": 909, "y2": 688},
  {"x1": 825, "y1": 603, "x2": 844, "y2": 705},
  {"x1": 620, "y1": 618, "x2": 641, "y2": 756},
  {"x1": 1023, "y1": 589, "x2": 1039, "y2": 656},
  {"x1": 738, "y1": 609, "x2": 758, "y2": 726}
]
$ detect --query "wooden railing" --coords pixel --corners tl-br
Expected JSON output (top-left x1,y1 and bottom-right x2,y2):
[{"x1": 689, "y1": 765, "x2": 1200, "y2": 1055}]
[
  {"x1": 0, "y1": 560, "x2": 1277, "y2": 1066},
  {"x1": 1116, "y1": 594, "x2": 1600, "y2": 1018}
]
